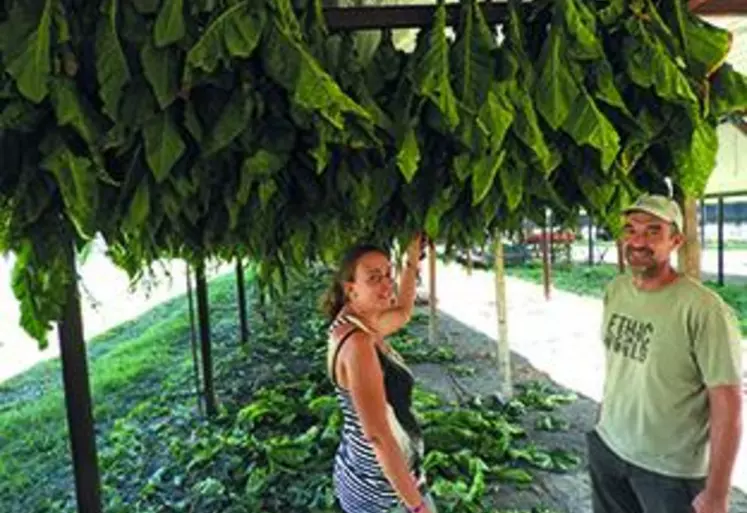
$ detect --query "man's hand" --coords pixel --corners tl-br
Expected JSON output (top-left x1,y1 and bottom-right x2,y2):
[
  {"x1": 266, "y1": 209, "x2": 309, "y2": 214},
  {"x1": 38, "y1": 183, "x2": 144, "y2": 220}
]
[{"x1": 692, "y1": 488, "x2": 729, "y2": 513}]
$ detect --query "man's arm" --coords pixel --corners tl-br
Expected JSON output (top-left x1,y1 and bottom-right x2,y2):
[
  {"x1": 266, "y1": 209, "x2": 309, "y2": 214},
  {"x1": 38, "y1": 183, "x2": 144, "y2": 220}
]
[{"x1": 705, "y1": 384, "x2": 742, "y2": 499}]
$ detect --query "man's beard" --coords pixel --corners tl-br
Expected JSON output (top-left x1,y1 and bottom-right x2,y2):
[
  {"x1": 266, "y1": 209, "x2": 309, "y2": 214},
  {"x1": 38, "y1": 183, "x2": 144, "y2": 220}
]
[{"x1": 626, "y1": 247, "x2": 662, "y2": 279}]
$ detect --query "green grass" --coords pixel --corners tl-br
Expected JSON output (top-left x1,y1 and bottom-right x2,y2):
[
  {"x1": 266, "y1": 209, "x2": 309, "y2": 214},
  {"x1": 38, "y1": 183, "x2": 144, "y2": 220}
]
[
  {"x1": 0, "y1": 270, "x2": 251, "y2": 513},
  {"x1": 506, "y1": 262, "x2": 747, "y2": 336},
  {"x1": 0, "y1": 264, "x2": 581, "y2": 513}
]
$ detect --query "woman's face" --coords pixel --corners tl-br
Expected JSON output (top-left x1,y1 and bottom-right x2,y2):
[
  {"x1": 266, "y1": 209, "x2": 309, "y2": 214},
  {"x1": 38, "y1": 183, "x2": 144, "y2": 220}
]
[{"x1": 345, "y1": 251, "x2": 393, "y2": 313}]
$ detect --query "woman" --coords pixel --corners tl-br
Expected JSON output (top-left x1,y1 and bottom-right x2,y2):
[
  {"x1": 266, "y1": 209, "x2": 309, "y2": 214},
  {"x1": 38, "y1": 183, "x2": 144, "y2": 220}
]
[{"x1": 322, "y1": 235, "x2": 437, "y2": 513}]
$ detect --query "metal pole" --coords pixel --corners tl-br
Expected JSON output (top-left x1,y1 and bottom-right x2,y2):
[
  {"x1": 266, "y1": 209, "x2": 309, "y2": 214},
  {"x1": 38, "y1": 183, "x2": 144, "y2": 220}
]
[
  {"x1": 718, "y1": 197, "x2": 725, "y2": 286},
  {"x1": 185, "y1": 263, "x2": 203, "y2": 416},
  {"x1": 59, "y1": 242, "x2": 102, "y2": 513}
]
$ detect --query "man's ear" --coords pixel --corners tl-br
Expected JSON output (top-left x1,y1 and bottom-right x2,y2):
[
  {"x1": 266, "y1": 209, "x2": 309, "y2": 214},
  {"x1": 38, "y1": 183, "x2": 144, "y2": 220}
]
[{"x1": 672, "y1": 232, "x2": 686, "y2": 251}]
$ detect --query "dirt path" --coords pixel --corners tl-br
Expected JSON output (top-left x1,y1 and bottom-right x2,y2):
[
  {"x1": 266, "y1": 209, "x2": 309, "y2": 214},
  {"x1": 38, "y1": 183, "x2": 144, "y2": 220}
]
[{"x1": 413, "y1": 261, "x2": 747, "y2": 512}]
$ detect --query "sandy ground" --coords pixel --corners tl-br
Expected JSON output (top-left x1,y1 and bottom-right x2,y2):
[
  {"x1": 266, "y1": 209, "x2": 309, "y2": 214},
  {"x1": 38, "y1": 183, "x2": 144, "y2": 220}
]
[{"x1": 426, "y1": 260, "x2": 747, "y2": 499}]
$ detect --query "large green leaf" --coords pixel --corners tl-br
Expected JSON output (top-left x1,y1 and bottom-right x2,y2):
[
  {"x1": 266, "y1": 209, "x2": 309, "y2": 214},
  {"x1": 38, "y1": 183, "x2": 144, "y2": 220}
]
[
  {"x1": 623, "y1": 20, "x2": 698, "y2": 107},
  {"x1": 96, "y1": 0, "x2": 131, "y2": 120},
  {"x1": 143, "y1": 110, "x2": 186, "y2": 182},
  {"x1": 0, "y1": 0, "x2": 53, "y2": 103},
  {"x1": 203, "y1": 88, "x2": 254, "y2": 156},
  {"x1": 50, "y1": 79, "x2": 102, "y2": 150},
  {"x1": 535, "y1": 28, "x2": 579, "y2": 130},
  {"x1": 591, "y1": 61, "x2": 632, "y2": 117},
  {"x1": 472, "y1": 151, "x2": 505, "y2": 206},
  {"x1": 451, "y1": 0, "x2": 495, "y2": 109},
  {"x1": 40, "y1": 140, "x2": 98, "y2": 240},
  {"x1": 0, "y1": 101, "x2": 45, "y2": 132},
  {"x1": 500, "y1": 156, "x2": 525, "y2": 212},
  {"x1": 396, "y1": 126, "x2": 420, "y2": 183},
  {"x1": 154, "y1": 0, "x2": 185, "y2": 47},
  {"x1": 124, "y1": 179, "x2": 151, "y2": 231},
  {"x1": 508, "y1": 83, "x2": 560, "y2": 176},
  {"x1": 672, "y1": 120, "x2": 718, "y2": 197},
  {"x1": 560, "y1": 0, "x2": 604, "y2": 61},
  {"x1": 183, "y1": 2, "x2": 266, "y2": 86},
  {"x1": 561, "y1": 90, "x2": 620, "y2": 172},
  {"x1": 671, "y1": 8, "x2": 731, "y2": 79},
  {"x1": 410, "y1": 2, "x2": 459, "y2": 130},
  {"x1": 262, "y1": 22, "x2": 371, "y2": 130},
  {"x1": 709, "y1": 64, "x2": 747, "y2": 119},
  {"x1": 141, "y1": 40, "x2": 179, "y2": 109},
  {"x1": 478, "y1": 87, "x2": 514, "y2": 150}
]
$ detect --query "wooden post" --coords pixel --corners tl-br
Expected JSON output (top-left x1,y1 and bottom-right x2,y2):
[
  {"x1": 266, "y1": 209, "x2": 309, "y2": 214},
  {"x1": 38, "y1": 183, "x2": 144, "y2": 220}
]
[
  {"x1": 428, "y1": 239, "x2": 437, "y2": 345},
  {"x1": 195, "y1": 261, "x2": 217, "y2": 416},
  {"x1": 466, "y1": 248, "x2": 473, "y2": 276},
  {"x1": 542, "y1": 212, "x2": 551, "y2": 300},
  {"x1": 677, "y1": 197, "x2": 701, "y2": 281},
  {"x1": 236, "y1": 258, "x2": 248, "y2": 345},
  {"x1": 185, "y1": 263, "x2": 203, "y2": 416},
  {"x1": 718, "y1": 197, "x2": 725, "y2": 285},
  {"x1": 588, "y1": 217, "x2": 594, "y2": 266},
  {"x1": 700, "y1": 199, "x2": 706, "y2": 247},
  {"x1": 616, "y1": 240, "x2": 626, "y2": 273},
  {"x1": 493, "y1": 235, "x2": 512, "y2": 398},
  {"x1": 58, "y1": 242, "x2": 103, "y2": 513}
]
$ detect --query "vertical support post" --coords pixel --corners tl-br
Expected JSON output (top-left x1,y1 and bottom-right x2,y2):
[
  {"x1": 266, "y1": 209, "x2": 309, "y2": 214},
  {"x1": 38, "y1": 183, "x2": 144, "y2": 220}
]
[
  {"x1": 466, "y1": 248, "x2": 473, "y2": 276},
  {"x1": 700, "y1": 198, "x2": 706, "y2": 247},
  {"x1": 616, "y1": 240, "x2": 626, "y2": 273},
  {"x1": 185, "y1": 263, "x2": 203, "y2": 416},
  {"x1": 195, "y1": 260, "x2": 217, "y2": 417},
  {"x1": 677, "y1": 197, "x2": 701, "y2": 281},
  {"x1": 493, "y1": 234, "x2": 512, "y2": 398},
  {"x1": 588, "y1": 216, "x2": 594, "y2": 266},
  {"x1": 542, "y1": 211, "x2": 551, "y2": 300},
  {"x1": 718, "y1": 196, "x2": 725, "y2": 286},
  {"x1": 58, "y1": 242, "x2": 103, "y2": 513},
  {"x1": 236, "y1": 258, "x2": 248, "y2": 345},
  {"x1": 428, "y1": 239, "x2": 437, "y2": 346}
]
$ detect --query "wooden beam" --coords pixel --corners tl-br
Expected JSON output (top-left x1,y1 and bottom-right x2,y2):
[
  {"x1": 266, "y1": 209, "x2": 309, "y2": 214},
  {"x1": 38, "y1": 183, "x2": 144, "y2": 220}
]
[
  {"x1": 718, "y1": 197, "x2": 725, "y2": 285},
  {"x1": 323, "y1": 0, "x2": 747, "y2": 31},
  {"x1": 59, "y1": 243, "x2": 102, "y2": 513},
  {"x1": 542, "y1": 214, "x2": 551, "y2": 300},
  {"x1": 185, "y1": 263, "x2": 203, "y2": 416},
  {"x1": 616, "y1": 240, "x2": 626, "y2": 274},
  {"x1": 428, "y1": 239, "x2": 438, "y2": 345},
  {"x1": 195, "y1": 261, "x2": 217, "y2": 417},
  {"x1": 493, "y1": 235, "x2": 512, "y2": 398},
  {"x1": 236, "y1": 258, "x2": 248, "y2": 346},
  {"x1": 691, "y1": 0, "x2": 747, "y2": 15},
  {"x1": 677, "y1": 197, "x2": 702, "y2": 281},
  {"x1": 324, "y1": 3, "x2": 515, "y2": 30}
]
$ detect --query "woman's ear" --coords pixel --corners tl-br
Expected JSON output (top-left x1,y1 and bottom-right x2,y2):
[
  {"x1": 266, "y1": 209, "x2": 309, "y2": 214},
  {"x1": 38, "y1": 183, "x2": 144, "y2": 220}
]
[{"x1": 343, "y1": 281, "x2": 355, "y2": 300}]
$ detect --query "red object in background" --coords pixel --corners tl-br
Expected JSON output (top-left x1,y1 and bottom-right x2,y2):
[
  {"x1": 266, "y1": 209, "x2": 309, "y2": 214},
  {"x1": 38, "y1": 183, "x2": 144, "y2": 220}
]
[{"x1": 524, "y1": 230, "x2": 576, "y2": 244}]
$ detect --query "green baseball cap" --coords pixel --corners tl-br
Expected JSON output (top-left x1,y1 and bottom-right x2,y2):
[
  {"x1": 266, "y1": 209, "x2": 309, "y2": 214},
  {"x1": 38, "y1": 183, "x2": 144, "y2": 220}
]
[{"x1": 622, "y1": 194, "x2": 684, "y2": 232}]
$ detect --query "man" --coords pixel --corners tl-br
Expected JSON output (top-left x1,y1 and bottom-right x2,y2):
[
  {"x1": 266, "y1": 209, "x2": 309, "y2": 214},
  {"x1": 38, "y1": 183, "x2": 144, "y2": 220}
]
[{"x1": 588, "y1": 194, "x2": 743, "y2": 513}]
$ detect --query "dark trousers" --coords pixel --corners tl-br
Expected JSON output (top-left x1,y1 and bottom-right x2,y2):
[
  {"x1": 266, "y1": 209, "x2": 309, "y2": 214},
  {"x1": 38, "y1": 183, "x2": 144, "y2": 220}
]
[{"x1": 586, "y1": 430, "x2": 705, "y2": 513}]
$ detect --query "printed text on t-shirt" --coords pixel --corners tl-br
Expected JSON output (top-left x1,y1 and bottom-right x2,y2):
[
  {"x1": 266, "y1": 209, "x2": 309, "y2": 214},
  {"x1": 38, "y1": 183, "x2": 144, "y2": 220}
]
[{"x1": 604, "y1": 313, "x2": 654, "y2": 363}]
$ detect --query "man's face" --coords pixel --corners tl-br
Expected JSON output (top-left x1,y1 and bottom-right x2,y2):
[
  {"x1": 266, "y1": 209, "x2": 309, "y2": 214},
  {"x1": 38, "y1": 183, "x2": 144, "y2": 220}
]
[{"x1": 621, "y1": 211, "x2": 684, "y2": 277}]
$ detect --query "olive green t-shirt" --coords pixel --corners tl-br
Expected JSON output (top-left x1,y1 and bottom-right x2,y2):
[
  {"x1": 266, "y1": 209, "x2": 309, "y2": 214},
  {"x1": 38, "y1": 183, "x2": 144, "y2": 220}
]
[{"x1": 595, "y1": 274, "x2": 742, "y2": 478}]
